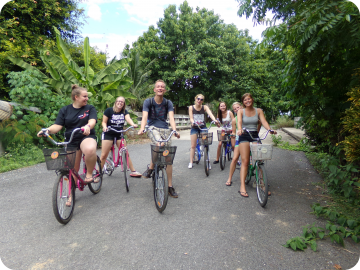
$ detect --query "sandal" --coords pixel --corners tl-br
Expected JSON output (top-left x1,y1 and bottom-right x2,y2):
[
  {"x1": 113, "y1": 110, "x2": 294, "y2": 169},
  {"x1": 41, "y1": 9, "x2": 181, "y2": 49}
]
[
  {"x1": 66, "y1": 195, "x2": 72, "y2": 207},
  {"x1": 84, "y1": 176, "x2": 100, "y2": 184},
  {"x1": 225, "y1": 181, "x2": 232, "y2": 186},
  {"x1": 238, "y1": 191, "x2": 249, "y2": 198},
  {"x1": 130, "y1": 171, "x2": 142, "y2": 178}
]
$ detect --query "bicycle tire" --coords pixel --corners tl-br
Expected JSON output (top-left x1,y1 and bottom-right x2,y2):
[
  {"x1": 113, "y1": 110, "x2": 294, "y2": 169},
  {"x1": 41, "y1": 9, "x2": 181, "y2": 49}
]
[
  {"x1": 256, "y1": 164, "x2": 268, "y2": 207},
  {"x1": 193, "y1": 148, "x2": 200, "y2": 164},
  {"x1": 52, "y1": 172, "x2": 75, "y2": 225},
  {"x1": 153, "y1": 166, "x2": 168, "y2": 213},
  {"x1": 245, "y1": 164, "x2": 252, "y2": 185},
  {"x1": 121, "y1": 150, "x2": 130, "y2": 192},
  {"x1": 204, "y1": 146, "x2": 209, "y2": 176},
  {"x1": 104, "y1": 158, "x2": 114, "y2": 176},
  {"x1": 227, "y1": 144, "x2": 233, "y2": 161},
  {"x1": 220, "y1": 143, "x2": 226, "y2": 170},
  {"x1": 88, "y1": 156, "x2": 103, "y2": 194}
]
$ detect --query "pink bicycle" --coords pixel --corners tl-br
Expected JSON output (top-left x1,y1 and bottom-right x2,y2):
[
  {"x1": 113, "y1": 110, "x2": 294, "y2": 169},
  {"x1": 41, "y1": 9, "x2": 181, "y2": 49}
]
[
  {"x1": 102, "y1": 126, "x2": 135, "y2": 192},
  {"x1": 41, "y1": 128, "x2": 103, "y2": 224}
]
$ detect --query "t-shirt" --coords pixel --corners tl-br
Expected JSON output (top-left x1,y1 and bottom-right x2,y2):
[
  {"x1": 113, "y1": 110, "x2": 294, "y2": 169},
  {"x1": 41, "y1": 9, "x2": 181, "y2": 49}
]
[
  {"x1": 104, "y1": 108, "x2": 128, "y2": 133},
  {"x1": 55, "y1": 104, "x2": 97, "y2": 140},
  {"x1": 143, "y1": 97, "x2": 174, "y2": 129}
]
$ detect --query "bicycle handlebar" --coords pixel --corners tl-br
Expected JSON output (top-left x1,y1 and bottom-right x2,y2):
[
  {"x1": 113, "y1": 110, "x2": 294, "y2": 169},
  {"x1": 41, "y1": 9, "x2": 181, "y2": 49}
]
[
  {"x1": 107, "y1": 126, "x2": 135, "y2": 133},
  {"x1": 192, "y1": 120, "x2": 218, "y2": 131},
  {"x1": 144, "y1": 125, "x2": 178, "y2": 143},
  {"x1": 242, "y1": 128, "x2": 273, "y2": 141},
  {"x1": 40, "y1": 128, "x2": 83, "y2": 146}
]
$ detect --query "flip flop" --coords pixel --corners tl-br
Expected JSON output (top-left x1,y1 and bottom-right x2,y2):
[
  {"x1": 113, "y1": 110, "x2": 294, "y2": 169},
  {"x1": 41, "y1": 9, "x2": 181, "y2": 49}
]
[
  {"x1": 225, "y1": 181, "x2": 232, "y2": 186},
  {"x1": 238, "y1": 191, "x2": 249, "y2": 198},
  {"x1": 84, "y1": 176, "x2": 100, "y2": 184},
  {"x1": 130, "y1": 171, "x2": 142, "y2": 178}
]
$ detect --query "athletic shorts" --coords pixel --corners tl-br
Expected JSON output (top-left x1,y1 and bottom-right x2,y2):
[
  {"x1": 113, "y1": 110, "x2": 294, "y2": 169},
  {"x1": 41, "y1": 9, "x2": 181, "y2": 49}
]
[
  {"x1": 236, "y1": 131, "x2": 259, "y2": 144},
  {"x1": 147, "y1": 126, "x2": 172, "y2": 146},
  {"x1": 67, "y1": 135, "x2": 97, "y2": 150},
  {"x1": 102, "y1": 132, "x2": 123, "y2": 141}
]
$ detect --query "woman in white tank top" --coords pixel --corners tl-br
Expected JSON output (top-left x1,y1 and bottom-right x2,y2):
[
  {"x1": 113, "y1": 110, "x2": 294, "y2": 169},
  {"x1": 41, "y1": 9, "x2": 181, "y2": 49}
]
[{"x1": 213, "y1": 102, "x2": 234, "y2": 164}]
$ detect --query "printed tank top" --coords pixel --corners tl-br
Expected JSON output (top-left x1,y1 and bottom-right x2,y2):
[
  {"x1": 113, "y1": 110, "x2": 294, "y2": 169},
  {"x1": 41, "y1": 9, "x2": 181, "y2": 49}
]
[
  {"x1": 242, "y1": 108, "x2": 258, "y2": 132},
  {"x1": 192, "y1": 105, "x2": 206, "y2": 128},
  {"x1": 221, "y1": 110, "x2": 232, "y2": 130}
]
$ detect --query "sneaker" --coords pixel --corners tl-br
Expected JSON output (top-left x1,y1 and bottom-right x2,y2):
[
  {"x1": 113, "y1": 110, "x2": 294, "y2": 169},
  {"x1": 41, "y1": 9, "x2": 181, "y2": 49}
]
[
  {"x1": 209, "y1": 164, "x2": 211, "y2": 170},
  {"x1": 188, "y1": 163, "x2": 193, "y2": 169},
  {"x1": 142, "y1": 165, "x2": 154, "y2": 179},
  {"x1": 213, "y1": 160, "x2": 219, "y2": 164},
  {"x1": 168, "y1": 186, "x2": 178, "y2": 198}
]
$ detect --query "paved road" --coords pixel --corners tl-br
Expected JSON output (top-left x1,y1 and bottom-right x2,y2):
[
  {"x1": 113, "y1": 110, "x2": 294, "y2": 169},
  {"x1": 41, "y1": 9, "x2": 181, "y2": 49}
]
[{"x1": 0, "y1": 129, "x2": 359, "y2": 270}]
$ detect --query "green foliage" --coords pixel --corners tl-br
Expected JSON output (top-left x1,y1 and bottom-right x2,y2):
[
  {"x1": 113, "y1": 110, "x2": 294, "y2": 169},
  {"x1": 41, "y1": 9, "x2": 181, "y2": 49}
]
[
  {"x1": 342, "y1": 84, "x2": 360, "y2": 163},
  {"x1": 284, "y1": 205, "x2": 360, "y2": 252},
  {"x1": 0, "y1": 0, "x2": 85, "y2": 100},
  {"x1": 271, "y1": 134, "x2": 282, "y2": 146},
  {"x1": 0, "y1": 143, "x2": 45, "y2": 173},
  {"x1": 273, "y1": 115, "x2": 294, "y2": 129}
]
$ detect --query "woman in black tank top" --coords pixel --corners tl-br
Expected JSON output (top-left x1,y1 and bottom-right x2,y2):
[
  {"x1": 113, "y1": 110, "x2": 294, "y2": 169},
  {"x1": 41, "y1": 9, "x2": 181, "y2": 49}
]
[{"x1": 187, "y1": 94, "x2": 220, "y2": 169}]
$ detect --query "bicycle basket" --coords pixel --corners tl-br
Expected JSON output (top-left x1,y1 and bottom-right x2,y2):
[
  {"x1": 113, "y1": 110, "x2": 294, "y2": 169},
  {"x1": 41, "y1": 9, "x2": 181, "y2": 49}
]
[
  {"x1": 250, "y1": 144, "x2": 273, "y2": 161},
  {"x1": 217, "y1": 130, "x2": 228, "y2": 142},
  {"x1": 151, "y1": 145, "x2": 177, "y2": 166},
  {"x1": 42, "y1": 148, "x2": 77, "y2": 170},
  {"x1": 198, "y1": 132, "x2": 213, "y2": 145}
]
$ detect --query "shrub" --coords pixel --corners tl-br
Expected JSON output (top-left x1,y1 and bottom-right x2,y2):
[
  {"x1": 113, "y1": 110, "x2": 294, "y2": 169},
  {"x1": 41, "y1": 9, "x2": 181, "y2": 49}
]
[{"x1": 273, "y1": 115, "x2": 294, "y2": 129}]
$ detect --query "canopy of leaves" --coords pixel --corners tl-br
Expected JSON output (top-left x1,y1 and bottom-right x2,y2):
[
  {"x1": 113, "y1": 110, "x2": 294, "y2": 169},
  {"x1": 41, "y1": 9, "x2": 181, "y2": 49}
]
[{"x1": 0, "y1": 0, "x2": 85, "y2": 100}]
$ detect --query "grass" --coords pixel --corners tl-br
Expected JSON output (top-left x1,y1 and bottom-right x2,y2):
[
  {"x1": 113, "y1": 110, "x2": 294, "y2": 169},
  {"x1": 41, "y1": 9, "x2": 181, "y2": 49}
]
[{"x1": 273, "y1": 115, "x2": 294, "y2": 129}]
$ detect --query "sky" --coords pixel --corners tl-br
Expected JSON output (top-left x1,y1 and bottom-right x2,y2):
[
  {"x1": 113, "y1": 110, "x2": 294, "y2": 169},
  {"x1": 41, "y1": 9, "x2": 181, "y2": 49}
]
[{"x1": 77, "y1": 0, "x2": 273, "y2": 60}]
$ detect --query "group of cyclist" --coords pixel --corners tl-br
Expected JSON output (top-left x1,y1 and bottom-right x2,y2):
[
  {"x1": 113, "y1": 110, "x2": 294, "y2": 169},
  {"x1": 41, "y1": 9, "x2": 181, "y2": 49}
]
[{"x1": 37, "y1": 79, "x2": 276, "y2": 204}]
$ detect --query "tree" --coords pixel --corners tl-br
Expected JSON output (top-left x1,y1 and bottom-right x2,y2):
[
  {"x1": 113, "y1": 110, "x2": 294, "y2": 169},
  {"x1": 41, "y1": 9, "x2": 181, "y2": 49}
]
[{"x1": 0, "y1": 0, "x2": 85, "y2": 100}]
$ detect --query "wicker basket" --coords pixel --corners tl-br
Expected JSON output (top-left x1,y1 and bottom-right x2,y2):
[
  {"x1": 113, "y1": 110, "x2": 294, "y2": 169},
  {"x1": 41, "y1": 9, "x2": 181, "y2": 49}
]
[
  {"x1": 42, "y1": 148, "x2": 77, "y2": 170},
  {"x1": 217, "y1": 130, "x2": 229, "y2": 141},
  {"x1": 250, "y1": 144, "x2": 273, "y2": 161},
  {"x1": 151, "y1": 145, "x2": 177, "y2": 166},
  {"x1": 198, "y1": 132, "x2": 213, "y2": 145}
]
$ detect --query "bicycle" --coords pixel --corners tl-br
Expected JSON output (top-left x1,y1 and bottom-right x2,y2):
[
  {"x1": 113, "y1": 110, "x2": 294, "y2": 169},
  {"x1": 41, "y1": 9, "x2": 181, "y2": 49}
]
[
  {"x1": 242, "y1": 128, "x2": 273, "y2": 207},
  {"x1": 102, "y1": 126, "x2": 135, "y2": 192},
  {"x1": 40, "y1": 128, "x2": 103, "y2": 224},
  {"x1": 192, "y1": 121, "x2": 217, "y2": 176},
  {"x1": 145, "y1": 126, "x2": 178, "y2": 213},
  {"x1": 217, "y1": 129, "x2": 233, "y2": 170}
]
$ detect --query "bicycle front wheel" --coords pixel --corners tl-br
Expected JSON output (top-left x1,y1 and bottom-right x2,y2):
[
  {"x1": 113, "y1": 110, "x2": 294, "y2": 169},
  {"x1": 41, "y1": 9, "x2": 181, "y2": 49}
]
[
  {"x1": 204, "y1": 146, "x2": 210, "y2": 176},
  {"x1": 121, "y1": 150, "x2": 130, "y2": 192},
  {"x1": 153, "y1": 166, "x2": 168, "y2": 213},
  {"x1": 256, "y1": 164, "x2": 269, "y2": 207},
  {"x1": 88, "y1": 156, "x2": 103, "y2": 194},
  {"x1": 52, "y1": 172, "x2": 75, "y2": 225},
  {"x1": 220, "y1": 143, "x2": 226, "y2": 170}
]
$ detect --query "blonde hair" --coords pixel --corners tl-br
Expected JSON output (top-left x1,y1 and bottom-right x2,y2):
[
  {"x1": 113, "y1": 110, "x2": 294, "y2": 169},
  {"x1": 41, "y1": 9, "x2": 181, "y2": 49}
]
[
  {"x1": 113, "y1": 96, "x2": 126, "y2": 113},
  {"x1": 155, "y1": 79, "x2": 166, "y2": 88},
  {"x1": 194, "y1": 94, "x2": 205, "y2": 104},
  {"x1": 71, "y1": 84, "x2": 87, "y2": 101},
  {"x1": 232, "y1": 101, "x2": 242, "y2": 109}
]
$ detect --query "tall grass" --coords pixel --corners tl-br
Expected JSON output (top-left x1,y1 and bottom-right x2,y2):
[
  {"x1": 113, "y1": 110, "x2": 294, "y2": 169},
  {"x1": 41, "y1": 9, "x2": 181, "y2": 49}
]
[{"x1": 273, "y1": 115, "x2": 294, "y2": 129}]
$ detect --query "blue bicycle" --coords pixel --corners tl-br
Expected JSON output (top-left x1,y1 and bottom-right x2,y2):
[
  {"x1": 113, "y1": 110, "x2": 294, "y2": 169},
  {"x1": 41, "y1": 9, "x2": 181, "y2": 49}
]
[
  {"x1": 217, "y1": 130, "x2": 233, "y2": 170},
  {"x1": 192, "y1": 121, "x2": 217, "y2": 176}
]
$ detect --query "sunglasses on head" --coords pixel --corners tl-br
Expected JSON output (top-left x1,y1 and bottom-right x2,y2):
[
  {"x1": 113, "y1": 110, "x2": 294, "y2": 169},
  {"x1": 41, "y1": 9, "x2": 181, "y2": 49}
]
[{"x1": 197, "y1": 98, "x2": 204, "y2": 101}]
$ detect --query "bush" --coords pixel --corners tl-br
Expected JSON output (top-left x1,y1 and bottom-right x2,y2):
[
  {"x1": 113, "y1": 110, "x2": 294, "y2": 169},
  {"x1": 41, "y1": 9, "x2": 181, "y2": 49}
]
[{"x1": 273, "y1": 115, "x2": 294, "y2": 129}]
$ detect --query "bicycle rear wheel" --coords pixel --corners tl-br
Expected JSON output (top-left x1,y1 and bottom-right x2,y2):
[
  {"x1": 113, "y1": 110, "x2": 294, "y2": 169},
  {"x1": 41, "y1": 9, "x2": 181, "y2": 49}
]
[
  {"x1": 153, "y1": 166, "x2": 168, "y2": 212},
  {"x1": 220, "y1": 143, "x2": 226, "y2": 170},
  {"x1": 104, "y1": 158, "x2": 114, "y2": 176},
  {"x1": 256, "y1": 164, "x2": 268, "y2": 207},
  {"x1": 52, "y1": 172, "x2": 75, "y2": 225},
  {"x1": 121, "y1": 150, "x2": 130, "y2": 192},
  {"x1": 245, "y1": 164, "x2": 252, "y2": 185},
  {"x1": 204, "y1": 146, "x2": 210, "y2": 176},
  {"x1": 227, "y1": 144, "x2": 233, "y2": 161},
  {"x1": 193, "y1": 148, "x2": 200, "y2": 164},
  {"x1": 88, "y1": 156, "x2": 103, "y2": 194}
]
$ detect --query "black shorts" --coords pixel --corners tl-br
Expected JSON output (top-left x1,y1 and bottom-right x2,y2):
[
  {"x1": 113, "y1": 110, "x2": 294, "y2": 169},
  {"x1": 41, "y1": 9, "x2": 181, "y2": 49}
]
[
  {"x1": 67, "y1": 135, "x2": 97, "y2": 150},
  {"x1": 236, "y1": 131, "x2": 259, "y2": 144},
  {"x1": 102, "y1": 132, "x2": 123, "y2": 141}
]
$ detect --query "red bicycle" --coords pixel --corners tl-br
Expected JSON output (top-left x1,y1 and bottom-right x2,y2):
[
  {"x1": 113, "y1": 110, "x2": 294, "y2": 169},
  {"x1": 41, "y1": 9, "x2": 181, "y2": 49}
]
[{"x1": 102, "y1": 126, "x2": 135, "y2": 192}]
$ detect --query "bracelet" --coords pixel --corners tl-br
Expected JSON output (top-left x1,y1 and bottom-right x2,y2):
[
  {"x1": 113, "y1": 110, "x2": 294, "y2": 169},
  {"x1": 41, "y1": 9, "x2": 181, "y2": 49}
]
[{"x1": 86, "y1": 124, "x2": 91, "y2": 129}]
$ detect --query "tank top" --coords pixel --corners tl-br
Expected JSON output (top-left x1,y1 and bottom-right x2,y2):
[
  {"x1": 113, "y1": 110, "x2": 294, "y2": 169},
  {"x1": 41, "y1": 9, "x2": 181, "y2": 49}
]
[
  {"x1": 192, "y1": 105, "x2": 206, "y2": 128},
  {"x1": 242, "y1": 108, "x2": 258, "y2": 131},
  {"x1": 221, "y1": 110, "x2": 232, "y2": 130}
]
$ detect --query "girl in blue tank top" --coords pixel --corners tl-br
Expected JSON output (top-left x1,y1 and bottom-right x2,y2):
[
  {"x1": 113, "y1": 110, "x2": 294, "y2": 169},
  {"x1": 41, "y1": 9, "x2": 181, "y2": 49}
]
[{"x1": 235, "y1": 93, "x2": 276, "y2": 198}]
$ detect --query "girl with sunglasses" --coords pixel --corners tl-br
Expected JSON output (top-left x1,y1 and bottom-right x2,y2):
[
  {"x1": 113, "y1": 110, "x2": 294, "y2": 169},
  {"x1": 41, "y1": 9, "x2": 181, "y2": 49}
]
[{"x1": 188, "y1": 94, "x2": 220, "y2": 169}]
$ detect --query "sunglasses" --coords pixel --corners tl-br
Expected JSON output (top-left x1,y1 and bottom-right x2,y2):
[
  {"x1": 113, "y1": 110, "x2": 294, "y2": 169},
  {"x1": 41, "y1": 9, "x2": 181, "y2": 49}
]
[{"x1": 197, "y1": 98, "x2": 204, "y2": 101}]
